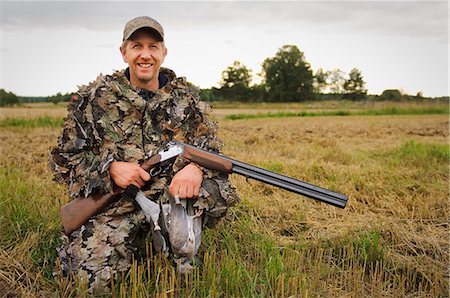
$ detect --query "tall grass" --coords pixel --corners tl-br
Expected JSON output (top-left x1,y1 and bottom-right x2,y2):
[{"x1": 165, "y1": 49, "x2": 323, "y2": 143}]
[{"x1": 0, "y1": 128, "x2": 65, "y2": 296}]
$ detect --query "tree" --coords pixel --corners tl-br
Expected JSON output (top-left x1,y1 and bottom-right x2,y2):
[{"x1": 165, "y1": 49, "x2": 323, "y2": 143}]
[
  {"x1": 48, "y1": 92, "x2": 63, "y2": 105},
  {"x1": 218, "y1": 61, "x2": 253, "y2": 101},
  {"x1": 47, "y1": 91, "x2": 75, "y2": 105},
  {"x1": 328, "y1": 69, "x2": 346, "y2": 98},
  {"x1": 251, "y1": 83, "x2": 269, "y2": 102},
  {"x1": 344, "y1": 68, "x2": 367, "y2": 100},
  {"x1": 261, "y1": 45, "x2": 315, "y2": 101},
  {"x1": 313, "y1": 68, "x2": 329, "y2": 94},
  {"x1": 220, "y1": 61, "x2": 252, "y2": 89},
  {"x1": 380, "y1": 89, "x2": 403, "y2": 101},
  {"x1": 0, "y1": 89, "x2": 19, "y2": 106}
]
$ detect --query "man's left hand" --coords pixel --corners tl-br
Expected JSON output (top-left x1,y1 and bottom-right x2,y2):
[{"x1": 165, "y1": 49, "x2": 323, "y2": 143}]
[{"x1": 169, "y1": 163, "x2": 203, "y2": 199}]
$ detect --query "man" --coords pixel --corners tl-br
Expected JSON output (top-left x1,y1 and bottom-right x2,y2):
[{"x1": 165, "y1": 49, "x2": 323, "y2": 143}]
[{"x1": 50, "y1": 16, "x2": 239, "y2": 294}]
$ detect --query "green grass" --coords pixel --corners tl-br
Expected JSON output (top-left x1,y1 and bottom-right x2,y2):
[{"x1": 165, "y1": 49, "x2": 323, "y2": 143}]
[
  {"x1": 351, "y1": 231, "x2": 384, "y2": 266},
  {"x1": 0, "y1": 165, "x2": 63, "y2": 293},
  {"x1": 378, "y1": 141, "x2": 449, "y2": 186},
  {"x1": 0, "y1": 116, "x2": 64, "y2": 128},
  {"x1": 390, "y1": 140, "x2": 449, "y2": 164},
  {"x1": 361, "y1": 107, "x2": 449, "y2": 116},
  {"x1": 225, "y1": 107, "x2": 449, "y2": 120}
]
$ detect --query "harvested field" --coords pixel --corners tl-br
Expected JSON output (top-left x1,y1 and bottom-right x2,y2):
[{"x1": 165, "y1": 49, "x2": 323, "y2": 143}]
[{"x1": 0, "y1": 102, "x2": 448, "y2": 297}]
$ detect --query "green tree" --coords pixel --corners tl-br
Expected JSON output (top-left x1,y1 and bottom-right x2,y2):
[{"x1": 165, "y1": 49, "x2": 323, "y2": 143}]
[
  {"x1": 344, "y1": 68, "x2": 367, "y2": 100},
  {"x1": 0, "y1": 89, "x2": 19, "y2": 106},
  {"x1": 251, "y1": 83, "x2": 269, "y2": 102},
  {"x1": 261, "y1": 45, "x2": 315, "y2": 102},
  {"x1": 220, "y1": 61, "x2": 252, "y2": 89},
  {"x1": 47, "y1": 92, "x2": 75, "y2": 105},
  {"x1": 380, "y1": 89, "x2": 403, "y2": 101},
  {"x1": 199, "y1": 88, "x2": 216, "y2": 102},
  {"x1": 219, "y1": 61, "x2": 253, "y2": 101},
  {"x1": 415, "y1": 91, "x2": 424, "y2": 99},
  {"x1": 48, "y1": 92, "x2": 63, "y2": 105},
  {"x1": 313, "y1": 68, "x2": 329, "y2": 94}
]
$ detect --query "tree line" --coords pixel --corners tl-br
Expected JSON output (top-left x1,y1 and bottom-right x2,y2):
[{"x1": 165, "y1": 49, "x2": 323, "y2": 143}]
[
  {"x1": 200, "y1": 44, "x2": 439, "y2": 102},
  {"x1": 1, "y1": 44, "x2": 447, "y2": 106},
  {"x1": 0, "y1": 90, "x2": 76, "y2": 106}
]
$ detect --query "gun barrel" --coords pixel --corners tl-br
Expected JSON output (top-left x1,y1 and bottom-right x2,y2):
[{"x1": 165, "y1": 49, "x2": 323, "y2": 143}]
[
  {"x1": 230, "y1": 159, "x2": 348, "y2": 208},
  {"x1": 174, "y1": 141, "x2": 348, "y2": 208}
]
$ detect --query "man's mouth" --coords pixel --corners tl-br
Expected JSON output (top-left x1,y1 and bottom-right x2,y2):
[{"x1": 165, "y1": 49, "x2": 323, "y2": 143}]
[{"x1": 138, "y1": 63, "x2": 153, "y2": 68}]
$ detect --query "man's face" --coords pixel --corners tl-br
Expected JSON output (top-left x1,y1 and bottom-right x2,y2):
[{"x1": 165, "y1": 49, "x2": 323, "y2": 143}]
[{"x1": 120, "y1": 29, "x2": 167, "y2": 91}]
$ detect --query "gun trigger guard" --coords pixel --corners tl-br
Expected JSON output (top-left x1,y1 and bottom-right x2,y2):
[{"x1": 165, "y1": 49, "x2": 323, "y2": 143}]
[{"x1": 150, "y1": 166, "x2": 162, "y2": 177}]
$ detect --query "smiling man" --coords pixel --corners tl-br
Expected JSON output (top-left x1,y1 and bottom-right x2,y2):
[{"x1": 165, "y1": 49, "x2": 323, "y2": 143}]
[
  {"x1": 120, "y1": 17, "x2": 167, "y2": 91},
  {"x1": 50, "y1": 16, "x2": 239, "y2": 294}
]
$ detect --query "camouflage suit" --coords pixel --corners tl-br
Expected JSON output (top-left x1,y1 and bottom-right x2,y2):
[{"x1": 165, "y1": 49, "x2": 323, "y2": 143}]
[{"x1": 50, "y1": 67, "x2": 239, "y2": 293}]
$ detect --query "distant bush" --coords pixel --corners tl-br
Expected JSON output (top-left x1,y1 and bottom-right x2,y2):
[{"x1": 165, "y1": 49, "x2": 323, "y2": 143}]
[
  {"x1": 0, "y1": 89, "x2": 19, "y2": 106},
  {"x1": 379, "y1": 89, "x2": 404, "y2": 101}
]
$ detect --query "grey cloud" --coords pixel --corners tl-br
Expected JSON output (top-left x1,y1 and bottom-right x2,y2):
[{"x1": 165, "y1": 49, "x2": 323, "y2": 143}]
[
  {"x1": 1, "y1": 1, "x2": 130, "y2": 31},
  {"x1": 1, "y1": 1, "x2": 447, "y2": 42},
  {"x1": 93, "y1": 43, "x2": 117, "y2": 48}
]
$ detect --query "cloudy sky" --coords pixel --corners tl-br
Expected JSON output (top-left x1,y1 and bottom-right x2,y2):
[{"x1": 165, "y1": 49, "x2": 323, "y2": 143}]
[{"x1": 1, "y1": 1, "x2": 448, "y2": 97}]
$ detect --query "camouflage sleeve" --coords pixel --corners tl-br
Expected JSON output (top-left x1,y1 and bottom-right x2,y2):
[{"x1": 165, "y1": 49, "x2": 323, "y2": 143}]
[{"x1": 49, "y1": 89, "x2": 117, "y2": 199}]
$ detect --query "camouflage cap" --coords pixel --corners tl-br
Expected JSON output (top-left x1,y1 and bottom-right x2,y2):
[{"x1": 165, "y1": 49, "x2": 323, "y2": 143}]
[{"x1": 123, "y1": 16, "x2": 164, "y2": 42}]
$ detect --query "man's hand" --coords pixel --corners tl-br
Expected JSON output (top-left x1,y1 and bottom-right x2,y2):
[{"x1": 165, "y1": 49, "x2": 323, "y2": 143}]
[
  {"x1": 169, "y1": 163, "x2": 203, "y2": 199},
  {"x1": 110, "y1": 161, "x2": 151, "y2": 189}
]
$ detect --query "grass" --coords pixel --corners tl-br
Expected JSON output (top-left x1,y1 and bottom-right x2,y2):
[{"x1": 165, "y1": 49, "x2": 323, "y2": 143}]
[
  {"x1": 0, "y1": 102, "x2": 448, "y2": 296},
  {"x1": 225, "y1": 106, "x2": 449, "y2": 120},
  {"x1": 0, "y1": 116, "x2": 64, "y2": 128},
  {"x1": 1, "y1": 107, "x2": 447, "y2": 128},
  {"x1": 390, "y1": 140, "x2": 449, "y2": 164}
]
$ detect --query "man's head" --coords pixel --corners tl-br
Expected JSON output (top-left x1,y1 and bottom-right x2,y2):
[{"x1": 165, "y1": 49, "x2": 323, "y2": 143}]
[{"x1": 120, "y1": 16, "x2": 167, "y2": 91}]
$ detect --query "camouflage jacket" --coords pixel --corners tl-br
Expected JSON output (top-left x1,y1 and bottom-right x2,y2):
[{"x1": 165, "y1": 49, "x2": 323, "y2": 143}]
[{"x1": 50, "y1": 67, "x2": 238, "y2": 216}]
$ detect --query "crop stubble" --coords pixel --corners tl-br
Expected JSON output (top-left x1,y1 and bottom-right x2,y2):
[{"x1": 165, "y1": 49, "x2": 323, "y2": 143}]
[{"x1": 0, "y1": 111, "x2": 448, "y2": 296}]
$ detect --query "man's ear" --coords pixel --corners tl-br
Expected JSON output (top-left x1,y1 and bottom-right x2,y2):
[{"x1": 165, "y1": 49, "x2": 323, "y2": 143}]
[
  {"x1": 120, "y1": 46, "x2": 128, "y2": 63},
  {"x1": 161, "y1": 46, "x2": 168, "y2": 63}
]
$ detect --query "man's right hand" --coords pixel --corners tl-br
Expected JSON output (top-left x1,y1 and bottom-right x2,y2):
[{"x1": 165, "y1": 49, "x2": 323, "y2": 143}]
[{"x1": 109, "y1": 161, "x2": 151, "y2": 189}]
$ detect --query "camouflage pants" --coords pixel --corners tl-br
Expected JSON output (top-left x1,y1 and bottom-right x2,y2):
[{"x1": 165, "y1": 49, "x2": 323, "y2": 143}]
[
  {"x1": 57, "y1": 198, "x2": 150, "y2": 294},
  {"x1": 56, "y1": 178, "x2": 234, "y2": 294}
]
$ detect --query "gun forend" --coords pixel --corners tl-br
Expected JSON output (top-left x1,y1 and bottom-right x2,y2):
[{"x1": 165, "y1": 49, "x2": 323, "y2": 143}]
[{"x1": 175, "y1": 143, "x2": 233, "y2": 173}]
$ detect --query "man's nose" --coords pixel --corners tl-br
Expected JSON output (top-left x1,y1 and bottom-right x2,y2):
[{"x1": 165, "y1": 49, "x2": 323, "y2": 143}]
[{"x1": 140, "y1": 48, "x2": 152, "y2": 59}]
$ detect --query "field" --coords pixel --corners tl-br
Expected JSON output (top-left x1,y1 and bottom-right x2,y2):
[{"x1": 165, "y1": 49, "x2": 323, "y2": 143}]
[{"x1": 0, "y1": 101, "x2": 448, "y2": 297}]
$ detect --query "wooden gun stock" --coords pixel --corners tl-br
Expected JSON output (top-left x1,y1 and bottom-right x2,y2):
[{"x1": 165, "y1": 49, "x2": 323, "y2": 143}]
[
  {"x1": 60, "y1": 191, "x2": 121, "y2": 235},
  {"x1": 60, "y1": 154, "x2": 163, "y2": 235}
]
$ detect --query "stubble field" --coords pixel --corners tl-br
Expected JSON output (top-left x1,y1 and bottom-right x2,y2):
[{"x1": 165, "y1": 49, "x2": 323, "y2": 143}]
[{"x1": 0, "y1": 101, "x2": 448, "y2": 297}]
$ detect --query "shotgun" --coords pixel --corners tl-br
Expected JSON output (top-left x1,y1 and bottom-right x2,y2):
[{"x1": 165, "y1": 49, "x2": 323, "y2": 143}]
[{"x1": 60, "y1": 141, "x2": 348, "y2": 234}]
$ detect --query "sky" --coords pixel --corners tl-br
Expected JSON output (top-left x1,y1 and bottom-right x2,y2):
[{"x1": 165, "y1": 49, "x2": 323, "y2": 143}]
[{"x1": 0, "y1": 0, "x2": 448, "y2": 97}]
